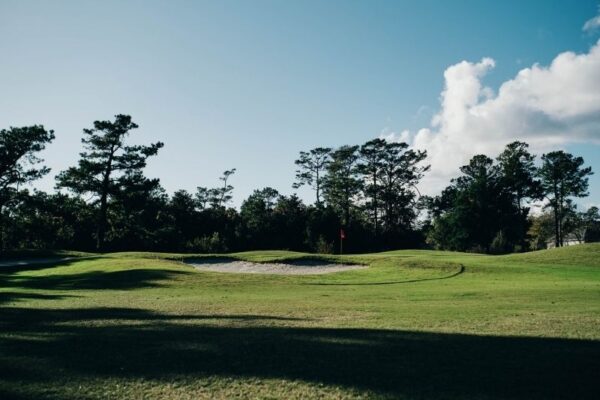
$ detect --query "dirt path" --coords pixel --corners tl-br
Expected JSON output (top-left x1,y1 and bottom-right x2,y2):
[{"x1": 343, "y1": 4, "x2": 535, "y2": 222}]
[{"x1": 187, "y1": 258, "x2": 366, "y2": 275}]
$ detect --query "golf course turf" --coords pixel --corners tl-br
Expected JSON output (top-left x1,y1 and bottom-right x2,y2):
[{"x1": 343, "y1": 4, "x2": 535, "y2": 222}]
[{"x1": 1, "y1": 245, "x2": 599, "y2": 399}]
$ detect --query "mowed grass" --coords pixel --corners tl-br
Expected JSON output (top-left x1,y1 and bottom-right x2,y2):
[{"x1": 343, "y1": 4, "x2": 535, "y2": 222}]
[{"x1": 1, "y1": 245, "x2": 600, "y2": 399}]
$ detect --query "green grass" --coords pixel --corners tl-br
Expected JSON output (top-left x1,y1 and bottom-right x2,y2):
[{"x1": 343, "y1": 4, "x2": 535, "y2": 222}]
[
  {"x1": 0, "y1": 249, "x2": 94, "y2": 261},
  {"x1": 1, "y1": 245, "x2": 600, "y2": 399}
]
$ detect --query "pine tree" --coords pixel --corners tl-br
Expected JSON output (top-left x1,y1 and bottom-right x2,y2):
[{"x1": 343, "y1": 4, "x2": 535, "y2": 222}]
[
  {"x1": 56, "y1": 115, "x2": 163, "y2": 250},
  {"x1": 292, "y1": 147, "x2": 331, "y2": 206},
  {"x1": 0, "y1": 125, "x2": 55, "y2": 250},
  {"x1": 538, "y1": 151, "x2": 593, "y2": 247}
]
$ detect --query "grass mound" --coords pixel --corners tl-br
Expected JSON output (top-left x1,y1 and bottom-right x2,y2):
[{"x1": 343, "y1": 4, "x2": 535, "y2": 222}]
[{"x1": 501, "y1": 243, "x2": 600, "y2": 267}]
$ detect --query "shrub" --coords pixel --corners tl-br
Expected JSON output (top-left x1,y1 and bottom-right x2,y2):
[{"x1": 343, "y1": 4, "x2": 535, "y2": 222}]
[
  {"x1": 490, "y1": 230, "x2": 511, "y2": 254},
  {"x1": 187, "y1": 232, "x2": 228, "y2": 253},
  {"x1": 314, "y1": 235, "x2": 334, "y2": 254}
]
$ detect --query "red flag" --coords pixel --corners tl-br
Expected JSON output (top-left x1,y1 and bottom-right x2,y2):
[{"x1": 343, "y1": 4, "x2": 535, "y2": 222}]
[{"x1": 340, "y1": 229, "x2": 346, "y2": 240}]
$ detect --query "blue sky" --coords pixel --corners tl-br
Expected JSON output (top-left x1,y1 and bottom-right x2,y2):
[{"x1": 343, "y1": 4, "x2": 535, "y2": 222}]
[{"x1": 1, "y1": 0, "x2": 599, "y2": 208}]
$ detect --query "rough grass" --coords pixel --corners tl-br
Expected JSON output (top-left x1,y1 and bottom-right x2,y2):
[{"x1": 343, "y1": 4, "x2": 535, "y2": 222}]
[
  {"x1": 1, "y1": 244, "x2": 599, "y2": 399},
  {"x1": 0, "y1": 249, "x2": 93, "y2": 261}
]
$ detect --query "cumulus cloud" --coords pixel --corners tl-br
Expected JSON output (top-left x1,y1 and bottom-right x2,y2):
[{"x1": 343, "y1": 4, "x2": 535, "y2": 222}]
[
  {"x1": 583, "y1": 8, "x2": 600, "y2": 32},
  {"x1": 379, "y1": 127, "x2": 411, "y2": 143},
  {"x1": 386, "y1": 40, "x2": 600, "y2": 195}
]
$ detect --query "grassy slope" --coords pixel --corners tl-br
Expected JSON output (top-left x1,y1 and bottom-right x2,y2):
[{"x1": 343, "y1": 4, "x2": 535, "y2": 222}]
[
  {"x1": 1, "y1": 245, "x2": 599, "y2": 399},
  {"x1": 0, "y1": 249, "x2": 94, "y2": 261}
]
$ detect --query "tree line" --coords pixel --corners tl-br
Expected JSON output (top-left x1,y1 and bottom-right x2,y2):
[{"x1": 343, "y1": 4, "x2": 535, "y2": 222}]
[
  {"x1": 0, "y1": 115, "x2": 596, "y2": 254},
  {"x1": 425, "y1": 142, "x2": 596, "y2": 252}
]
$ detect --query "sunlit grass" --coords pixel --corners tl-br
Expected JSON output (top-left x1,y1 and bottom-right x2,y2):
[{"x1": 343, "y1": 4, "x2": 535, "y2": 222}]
[{"x1": 1, "y1": 244, "x2": 599, "y2": 399}]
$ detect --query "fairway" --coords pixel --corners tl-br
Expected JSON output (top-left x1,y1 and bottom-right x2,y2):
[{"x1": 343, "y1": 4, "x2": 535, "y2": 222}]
[{"x1": 2, "y1": 245, "x2": 600, "y2": 399}]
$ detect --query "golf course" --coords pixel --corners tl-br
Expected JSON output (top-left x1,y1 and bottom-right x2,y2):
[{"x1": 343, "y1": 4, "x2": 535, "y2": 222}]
[
  {"x1": 4, "y1": 1, "x2": 600, "y2": 399},
  {"x1": 1, "y1": 244, "x2": 599, "y2": 399}
]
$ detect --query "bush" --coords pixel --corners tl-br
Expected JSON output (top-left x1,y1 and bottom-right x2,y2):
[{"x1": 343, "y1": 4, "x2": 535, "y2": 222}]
[
  {"x1": 490, "y1": 230, "x2": 511, "y2": 254},
  {"x1": 314, "y1": 235, "x2": 334, "y2": 254},
  {"x1": 584, "y1": 222, "x2": 600, "y2": 243},
  {"x1": 187, "y1": 232, "x2": 228, "y2": 253}
]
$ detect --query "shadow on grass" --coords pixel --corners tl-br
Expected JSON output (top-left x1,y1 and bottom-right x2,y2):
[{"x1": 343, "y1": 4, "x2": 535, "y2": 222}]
[
  {"x1": 1, "y1": 306, "x2": 598, "y2": 399},
  {"x1": 0, "y1": 307, "x2": 306, "y2": 325},
  {"x1": 0, "y1": 257, "x2": 188, "y2": 293},
  {"x1": 0, "y1": 258, "x2": 189, "y2": 307},
  {"x1": 0, "y1": 292, "x2": 79, "y2": 306},
  {"x1": 0, "y1": 257, "x2": 84, "y2": 274},
  {"x1": 2, "y1": 268, "x2": 187, "y2": 291}
]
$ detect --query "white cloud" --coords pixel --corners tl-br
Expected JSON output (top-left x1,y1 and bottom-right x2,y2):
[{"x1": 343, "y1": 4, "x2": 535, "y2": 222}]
[
  {"x1": 386, "y1": 40, "x2": 600, "y2": 196},
  {"x1": 379, "y1": 127, "x2": 411, "y2": 143},
  {"x1": 583, "y1": 8, "x2": 600, "y2": 32}
]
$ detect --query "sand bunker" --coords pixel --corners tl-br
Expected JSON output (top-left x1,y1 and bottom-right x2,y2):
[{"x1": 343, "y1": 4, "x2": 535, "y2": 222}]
[{"x1": 186, "y1": 258, "x2": 366, "y2": 275}]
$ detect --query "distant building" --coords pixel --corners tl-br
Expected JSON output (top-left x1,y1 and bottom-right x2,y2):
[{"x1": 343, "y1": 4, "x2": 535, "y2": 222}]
[{"x1": 546, "y1": 234, "x2": 584, "y2": 249}]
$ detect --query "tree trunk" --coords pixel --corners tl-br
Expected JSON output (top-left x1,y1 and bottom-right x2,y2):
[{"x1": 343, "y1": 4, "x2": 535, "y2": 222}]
[
  {"x1": 553, "y1": 205, "x2": 560, "y2": 248},
  {"x1": 96, "y1": 152, "x2": 114, "y2": 251},
  {"x1": 96, "y1": 191, "x2": 108, "y2": 251},
  {"x1": 344, "y1": 190, "x2": 350, "y2": 227},
  {"x1": 316, "y1": 169, "x2": 320, "y2": 206},
  {"x1": 0, "y1": 202, "x2": 4, "y2": 253},
  {"x1": 558, "y1": 194, "x2": 564, "y2": 247},
  {"x1": 551, "y1": 183, "x2": 561, "y2": 248},
  {"x1": 373, "y1": 173, "x2": 378, "y2": 237}
]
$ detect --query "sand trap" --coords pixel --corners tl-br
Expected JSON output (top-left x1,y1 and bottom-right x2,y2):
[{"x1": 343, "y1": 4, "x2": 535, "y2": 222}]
[{"x1": 186, "y1": 258, "x2": 366, "y2": 275}]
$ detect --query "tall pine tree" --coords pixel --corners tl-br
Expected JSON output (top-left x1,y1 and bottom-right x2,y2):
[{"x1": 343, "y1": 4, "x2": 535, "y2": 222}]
[
  {"x1": 323, "y1": 145, "x2": 361, "y2": 226},
  {"x1": 56, "y1": 115, "x2": 163, "y2": 250},
  {"x1": 538, "y1": 151, "x2": 593, "y2": 247},
  {"x1": 293, "y1": 147, "x2": 331, "y2": 206},
  {"x1": 358, "y1": 139, "x2": 386, "y2": 235}
]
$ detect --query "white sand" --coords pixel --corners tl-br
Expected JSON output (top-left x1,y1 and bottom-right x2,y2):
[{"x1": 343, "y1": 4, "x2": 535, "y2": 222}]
[{"x1": 186, "y1": 258, "x2": 366, "y2": 275}]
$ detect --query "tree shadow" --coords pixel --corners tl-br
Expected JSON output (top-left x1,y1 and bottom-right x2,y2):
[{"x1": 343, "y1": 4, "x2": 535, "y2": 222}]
[
  {"x1": 3, "y1": 269, "x2": 188, "y2": 291},
  {"x1": 1, "y1": 306, "x2": 598, "y2": 399},
  {"x1": 0, "y1": 257, "x2": 188, "y2": 292},
  {"x1": 0, "y1": 257, "x2": 85, "y2": 274},
  {"x1": 0, "y1": 307, "x2": 306, "y2": 327},
  {"x1": 0, "y1": 291, "x2": 79, "y2": 306}
]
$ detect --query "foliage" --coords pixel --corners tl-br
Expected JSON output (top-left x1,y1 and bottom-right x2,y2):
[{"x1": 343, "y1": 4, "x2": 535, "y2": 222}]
[
  {"x1": 378, "y1": 141, "x2": 429, "y2": 234},
  {"x1": 56, "y1": 115, "x2": 163, "y2": 250},
  {"x1": 528, "y1": 212, "x2": 555, "y2": 250},
  {"x1": 357, "y1": 138, "x2": 386, "y2": 234},
  {"x1": 292, "y1": 147, "x2": 331, "y2": 205},
  {"x1": 538, "y1": 151, "x2": 593, "y2": 247},
  {"x1": 314, "y1": 235, "x2": 334, "y2": 254},
  {"x1": 2, "y1": 190, "x2": 95, "y2": 251},
  {"x1": 187, "y1": 232, "x2": 228, "y2": 253},
  {"x1": 0, "y1": 126, "x2": 54, "y2": 198},
  {"x1": 0, "y1": 118, "x2": 594, "y2": 255},
  {"x1": 0, "y1": 125, "x2": 55, "y2": 250},
  {"x1": 427, "y1": 143, "x2": 594, "y2": 253},
  {"x1": 428, "y1": 154, "x2": 524, "y2": 252},
  {"x1": 496, "y1": 141, "x2": 541, "y2": 210},
  {"x1": 322, "y1": 145, "x2": 361, "y2": 226}
]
